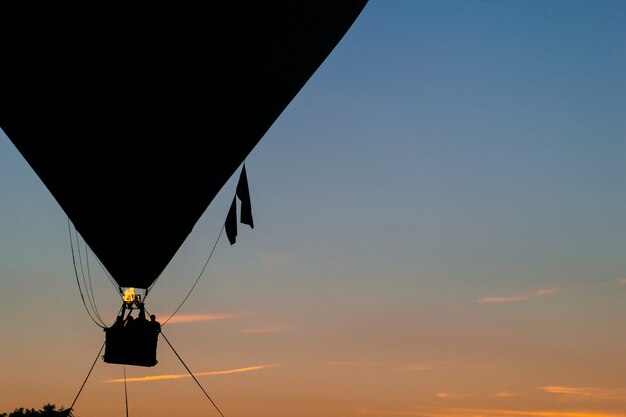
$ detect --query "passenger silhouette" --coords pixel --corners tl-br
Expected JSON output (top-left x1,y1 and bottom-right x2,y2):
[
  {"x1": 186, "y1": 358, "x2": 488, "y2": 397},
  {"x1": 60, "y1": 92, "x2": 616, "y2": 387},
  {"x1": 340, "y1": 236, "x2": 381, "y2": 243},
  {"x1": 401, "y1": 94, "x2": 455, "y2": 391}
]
[
  {"x1": 149, "y1": 315, "x2": 161, "y2": 333},
  {"x1": 125, "y1": 315, "x2": 135, "y2": 329},
  {"x1": 113, "y1": 314, "x2": 124, "y2": 328},
  {"x1": 138, "y1": 303, "x2": 146, "y2": 321}
]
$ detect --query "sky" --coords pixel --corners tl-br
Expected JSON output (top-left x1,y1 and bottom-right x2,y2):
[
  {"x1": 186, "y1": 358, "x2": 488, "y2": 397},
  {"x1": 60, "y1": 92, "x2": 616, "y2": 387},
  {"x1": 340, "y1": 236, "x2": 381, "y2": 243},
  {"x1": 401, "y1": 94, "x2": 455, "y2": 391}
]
[{"x1": 1, "y1": 1, "x2": 626, "y2": 416}]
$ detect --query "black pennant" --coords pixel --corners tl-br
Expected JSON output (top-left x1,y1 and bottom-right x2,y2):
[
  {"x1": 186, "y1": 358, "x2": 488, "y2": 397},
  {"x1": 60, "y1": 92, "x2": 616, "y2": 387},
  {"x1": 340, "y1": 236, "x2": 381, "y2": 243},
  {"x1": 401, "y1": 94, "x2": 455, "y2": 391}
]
[
  {"x1": 236, "y1": 165, "x2": 254, "y2": 228},
  {"x1": 226, "y1": 165, "x2": 254, "y2": 245},
  {"x1": 225, "y1": 196, "x2": 237, "y2": 245}
]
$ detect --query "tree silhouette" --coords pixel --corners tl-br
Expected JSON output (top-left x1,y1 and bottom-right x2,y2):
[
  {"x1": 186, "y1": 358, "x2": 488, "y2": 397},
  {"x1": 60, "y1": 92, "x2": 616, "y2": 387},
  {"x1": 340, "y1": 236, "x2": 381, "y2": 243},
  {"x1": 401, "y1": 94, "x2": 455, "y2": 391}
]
[{"x1": 0, "y1": 404, "x2": 72, "y2": 417}]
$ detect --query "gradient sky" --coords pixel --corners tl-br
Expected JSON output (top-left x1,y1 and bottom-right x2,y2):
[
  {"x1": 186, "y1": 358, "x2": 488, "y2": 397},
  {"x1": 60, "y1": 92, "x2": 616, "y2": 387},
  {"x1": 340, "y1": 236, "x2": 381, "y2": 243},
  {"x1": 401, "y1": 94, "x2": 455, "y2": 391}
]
[{"x1": 1, "y1": 1, "x2": 626, "y2": 416}]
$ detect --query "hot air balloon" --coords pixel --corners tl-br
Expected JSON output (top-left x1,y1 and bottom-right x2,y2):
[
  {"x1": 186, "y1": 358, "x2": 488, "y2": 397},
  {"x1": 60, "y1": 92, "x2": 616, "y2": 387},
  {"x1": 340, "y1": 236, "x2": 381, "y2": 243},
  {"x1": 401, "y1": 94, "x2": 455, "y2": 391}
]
[{"x1": 0, "y1": 2, "x2": 367, "y2": 367}]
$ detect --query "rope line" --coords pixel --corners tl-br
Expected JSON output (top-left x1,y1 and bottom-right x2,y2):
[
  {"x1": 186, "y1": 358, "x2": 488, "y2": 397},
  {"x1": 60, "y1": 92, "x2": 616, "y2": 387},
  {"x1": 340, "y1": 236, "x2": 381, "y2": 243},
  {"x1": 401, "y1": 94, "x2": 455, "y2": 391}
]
[
  {"x1": 70, "y1": 340, "x2": 105, "y2": 411},
  {"x1": 74, "y1": 231, "x2": 94, "y2": 315},
  {"x1": 145, "y1": 270, "x2": 163, "y2": 300},
  {"x1": 75, "y1": 230, "x2": 105, "y2": 326},
  {"x1": 124, "y1": 366, "x2": 129, "y2": 417},
  {"x1": 161, "y1": 224, "x2": 225, "y2": 326},
  {"x1": 73, "y1": 226, "x2": 106, "y2": 327},
  {"x1": 68, "y1": 219, "x2": 105, "y2": 328},
  {"x1": 160, "y1": 331, "x2": 226, "y2": 417},
  {"x1": 94, "y1": 252, "x2": 122, "y2": 295},
  {"x1": 84, "y1": 241, "x2": 104, "y2": 325}
]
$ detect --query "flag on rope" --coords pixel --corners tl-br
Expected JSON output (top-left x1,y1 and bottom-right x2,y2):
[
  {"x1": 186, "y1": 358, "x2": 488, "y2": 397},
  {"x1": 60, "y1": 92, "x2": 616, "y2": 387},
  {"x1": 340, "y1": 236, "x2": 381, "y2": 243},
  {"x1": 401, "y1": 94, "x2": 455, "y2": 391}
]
[
  {"x1": 225, "y1": 165, "x2": 254, "y2": 245},
  {"x1": 225, "y1": 196, "x2": 237, "y2": 245},
  {"x1": 236, "y1": 165, "x2": 254, "y2": 228}
]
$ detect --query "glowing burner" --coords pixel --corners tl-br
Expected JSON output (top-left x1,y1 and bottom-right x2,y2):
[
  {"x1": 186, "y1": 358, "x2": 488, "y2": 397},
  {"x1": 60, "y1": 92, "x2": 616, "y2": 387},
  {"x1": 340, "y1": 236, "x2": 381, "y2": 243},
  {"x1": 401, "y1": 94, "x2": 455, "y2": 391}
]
[{"x1": 123, "y1": 287, "x2": 135, "y2": 304}]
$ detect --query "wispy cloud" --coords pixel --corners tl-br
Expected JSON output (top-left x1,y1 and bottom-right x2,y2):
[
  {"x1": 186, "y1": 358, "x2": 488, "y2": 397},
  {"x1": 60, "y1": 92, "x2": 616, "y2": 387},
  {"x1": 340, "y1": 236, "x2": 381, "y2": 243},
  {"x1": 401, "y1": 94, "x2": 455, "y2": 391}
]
[
  {"x1": 241, "y1": 324, "x2": 287, "y2": 334},
  {"x1": 494, "y1": 390, "x2": 517, "y2": 398},
  {"x1": 543, "y1": 386, "x2": 626, "y2": 400},
  {"x1": 435, "y1": 392, "x2": 472, "y2": 399},
  {"x1": 357, "y1": 406, "x2": 626, "y2": 417},
  {"x1": 161, "y1": 312, "x2": 241, "y2": 324},
  {"x1": 616, "y1": 278, "x2": 626, "y2": 285},
  {"x1": 478, "y1": 288, "x2": 559, "y2": 304},
  {"x1": 103, "y1": 364, "x2": 279, "y2": 383}
]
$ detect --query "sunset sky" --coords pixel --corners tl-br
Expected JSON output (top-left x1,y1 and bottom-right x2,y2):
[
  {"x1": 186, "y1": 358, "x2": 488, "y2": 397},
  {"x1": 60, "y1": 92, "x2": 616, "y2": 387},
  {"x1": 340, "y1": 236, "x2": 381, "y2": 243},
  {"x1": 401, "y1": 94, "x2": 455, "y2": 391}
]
[{"x1": 1, "y1": 1, "x2": 626, "y2": 416}]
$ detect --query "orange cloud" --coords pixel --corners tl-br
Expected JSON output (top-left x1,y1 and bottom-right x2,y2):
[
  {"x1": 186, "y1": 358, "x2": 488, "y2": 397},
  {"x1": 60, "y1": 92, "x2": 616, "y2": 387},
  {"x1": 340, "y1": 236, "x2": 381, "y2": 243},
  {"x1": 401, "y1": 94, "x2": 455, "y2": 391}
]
[
  {"x1": 543, "y1": 386, "x2": 626, "y2": 400},
  {"x1": 616, "y1": 278, "x2": 626, "y2": 285},
  {"x1": 160, "y1": 312, "x2": 241, "y2": 324},
  {"x1": 103, "y1": 364, "x2": 279, "y2": 383},
  {"x1": 494, "y1": 390, "x2": 517, "y2": 397},
  {"x1": 434, "y1": 392, "x2": 472, "y2": 399},
  {"x1": 478, "y1": 288, "x2": 559, "y2": 304}
]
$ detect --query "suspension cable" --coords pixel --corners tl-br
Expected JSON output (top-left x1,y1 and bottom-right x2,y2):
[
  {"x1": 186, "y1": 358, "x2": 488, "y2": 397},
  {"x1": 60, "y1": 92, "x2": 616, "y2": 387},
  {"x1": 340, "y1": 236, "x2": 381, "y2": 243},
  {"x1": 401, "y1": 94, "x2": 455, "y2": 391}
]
[
  {"x1": 84, "y1": 240, "x2": 105, "y2": 325},
  {"x1": 93, "y1": 251, "x2": 123, "y2": 295},
  {"x1": 70, "y1": 340, "x2": 105, "y2": 411},
  {"x1": 160, "y1": 331, "x2": 226, "y2": 417},
  {"x1": 68, "y1": 219, "x2": 105, "y2": 328},
  {"x1": 74, "y1": 230, "x2": 95, "y2": 315},
  {"x1": 75, "y1": 229, "x2": 106, "y2": 326},
  {"x1": 123, "y1": 366, "x2": 130, "y2": 417},
  {"x1": 160, "y1": 224, "x2": 225, "y2": 326}
]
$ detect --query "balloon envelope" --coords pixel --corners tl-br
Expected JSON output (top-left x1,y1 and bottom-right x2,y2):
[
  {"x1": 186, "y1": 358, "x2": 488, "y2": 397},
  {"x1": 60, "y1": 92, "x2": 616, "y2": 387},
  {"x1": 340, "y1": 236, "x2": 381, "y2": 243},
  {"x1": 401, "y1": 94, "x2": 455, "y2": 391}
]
[{"x1": 0, "y1": 2, "x2": 367, "y2": 289}]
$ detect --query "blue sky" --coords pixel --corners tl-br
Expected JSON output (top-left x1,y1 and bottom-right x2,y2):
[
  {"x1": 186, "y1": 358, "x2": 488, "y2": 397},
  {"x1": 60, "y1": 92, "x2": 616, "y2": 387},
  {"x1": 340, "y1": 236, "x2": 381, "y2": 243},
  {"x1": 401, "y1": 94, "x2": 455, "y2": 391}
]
[{"x1": 1, "y1": 1, "x2": 626, "y2": 416}]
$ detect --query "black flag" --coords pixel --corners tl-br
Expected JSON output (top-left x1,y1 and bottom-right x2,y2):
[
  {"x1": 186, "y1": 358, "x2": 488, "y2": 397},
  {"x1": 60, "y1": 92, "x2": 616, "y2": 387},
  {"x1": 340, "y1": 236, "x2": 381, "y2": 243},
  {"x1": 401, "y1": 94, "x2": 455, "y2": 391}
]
[
  {"x1": 236, "y1": 165, "x2": 254, "y2": 228},
  {"x1": 225, "y1": 196, "x2": 237, "y2": 245}
]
